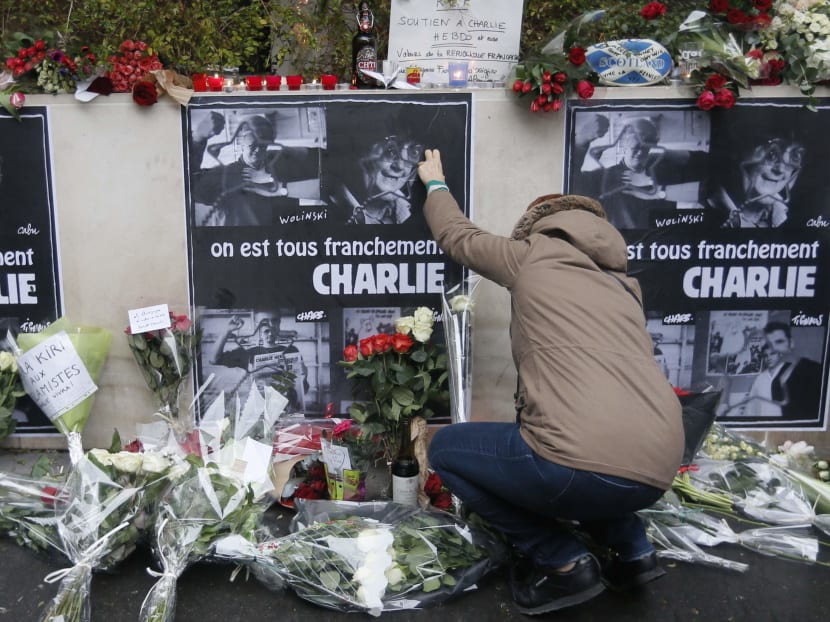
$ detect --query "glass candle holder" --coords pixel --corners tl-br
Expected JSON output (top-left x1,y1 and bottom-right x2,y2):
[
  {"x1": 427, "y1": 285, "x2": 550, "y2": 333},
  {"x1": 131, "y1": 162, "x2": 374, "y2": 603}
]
[
  {"x1": 206, "y1": 75, "x2": 223, "y2": 92},
  {"x1": 265, "y1": 75, "x2": 282, "y2": 91},
  {"x1": 448, "y1": 61, "x2": 469, "y2": 88},
  {"x1": 286, "y1": 75, "x2": 303, "y2": 91},
  {"x1": 245, "y1": 75, "x2": 263, "y2": 91},
  {"x1": 191, "y1": 73, "x2": 208, "y2": 92},
  {"x1": 321, "y1": 74, "x2": 337, "y2": 90}
]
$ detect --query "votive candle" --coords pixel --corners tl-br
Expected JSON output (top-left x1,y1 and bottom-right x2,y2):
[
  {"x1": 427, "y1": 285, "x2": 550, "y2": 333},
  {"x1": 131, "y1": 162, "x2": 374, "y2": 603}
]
[
  {"x1": 321, "y1": 74, "x2": 337, "y2": 90},
  {"x1": 206, "y1": 75, "x2": 223, "y2": 92},
  {"x1": 286, "y1": 75, "x2": 303, "y2": 91},
  {"x1": 245, "y1": 75, "x2": 263, "y2": 91},
  {"x1": 265, "y1": 75, "x2": 282, "y2": 91}
]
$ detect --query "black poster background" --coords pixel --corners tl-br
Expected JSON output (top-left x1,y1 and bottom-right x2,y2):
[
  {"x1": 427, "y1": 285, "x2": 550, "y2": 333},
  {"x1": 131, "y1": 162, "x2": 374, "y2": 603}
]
[
  {"x1": 0, "y1": 108, "x2": 63, "y2": 434},
  {"x1": 183, "y1": 93, "x2": 472, "y2": 419},
  {"x1": 565, "y1": 99, "x2": 830, "y2": 430}
]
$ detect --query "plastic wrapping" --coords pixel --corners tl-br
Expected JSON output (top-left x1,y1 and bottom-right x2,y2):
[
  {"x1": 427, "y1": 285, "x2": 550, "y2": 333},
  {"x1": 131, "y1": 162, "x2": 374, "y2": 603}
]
[
  {"x1": 0, "y1": 349, "x2": 25, "y2": 439},
  {"x1": 440, "y1": 276, "x2": 480, "y2": 426},
  {"x1": 735, "y1": 524, "x2": 820, "y2": 564},
  {"x1": 242, "y1": 499, "x2": 507, "y2": 616},
  {"x1": 0, "y1": 471, "x2": 65, "y2": 556}
]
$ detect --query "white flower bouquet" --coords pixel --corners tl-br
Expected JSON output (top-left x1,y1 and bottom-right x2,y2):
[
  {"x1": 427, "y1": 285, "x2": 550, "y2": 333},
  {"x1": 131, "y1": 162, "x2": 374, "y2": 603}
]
[{"x1": 240, "y1": 500, "x2": 507, "y2": 617}]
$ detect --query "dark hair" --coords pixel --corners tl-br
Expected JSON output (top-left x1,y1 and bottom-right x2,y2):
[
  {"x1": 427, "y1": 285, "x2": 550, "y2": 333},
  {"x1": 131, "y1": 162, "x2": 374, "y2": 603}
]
[{"x1": 763, "y1": 321, "x2": 791, "y2": 339}]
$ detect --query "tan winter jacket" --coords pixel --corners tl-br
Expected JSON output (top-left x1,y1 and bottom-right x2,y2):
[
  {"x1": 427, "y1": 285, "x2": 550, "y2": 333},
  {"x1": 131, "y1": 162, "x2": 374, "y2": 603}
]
[{"x1": 424, "y1": 190, "x2": 684, "y2": 490}]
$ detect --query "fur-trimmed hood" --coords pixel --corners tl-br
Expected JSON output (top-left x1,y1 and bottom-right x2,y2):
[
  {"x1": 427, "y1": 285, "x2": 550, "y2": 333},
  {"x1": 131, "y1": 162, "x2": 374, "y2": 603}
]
[{"x1": 510, "y1": 194, "x2": 606, "y2": 241}]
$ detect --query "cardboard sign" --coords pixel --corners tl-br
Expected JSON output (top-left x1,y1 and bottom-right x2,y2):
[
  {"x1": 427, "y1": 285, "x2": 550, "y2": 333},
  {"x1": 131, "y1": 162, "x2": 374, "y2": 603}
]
[
  {"x1": 128, "y1": 303, "x2": 171, "y2": 334},
  {"x1": 17, "y1": 331, "x2": 98, "y2": 421},
  {"x1": 388, "y1": 0, "x2": 523, "y2": 83}
]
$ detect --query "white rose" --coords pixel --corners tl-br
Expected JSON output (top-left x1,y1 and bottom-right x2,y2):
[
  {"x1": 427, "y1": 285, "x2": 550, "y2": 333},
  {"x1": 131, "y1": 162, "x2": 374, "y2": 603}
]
[
  {"x1": 412, "y1": 324, "x2": 433, "y2": 344},
  {"x1": 450, "y1": 294, "x2": 472, "y2": 314},
  {"x1": 168, "y1": 462, "x2": 191, "y2": 481},
  {"x1": 88, "y1": 448, "x2": 113, "y2": 466},
  {"x1": 413, "y1": 306, "x2": 434, "y2": 328},
  {"x1": 385, "y1": 564, "x2": 404, "y2": 586},
  {"x1": 395, "y1": 316, "x2": 414, "y2": 335},
  {"x1": 0, "y1": 351, "x2": 17, "y2": 373},
  {"x1": 140, "y1": 452, "x2": 171, "y2": 474},
  {"x1": 110, "y1": 451, "x2": 144, "y2": 474}
]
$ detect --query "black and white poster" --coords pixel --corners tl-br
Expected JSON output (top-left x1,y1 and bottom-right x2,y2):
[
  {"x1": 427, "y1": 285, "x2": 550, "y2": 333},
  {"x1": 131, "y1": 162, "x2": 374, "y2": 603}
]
[
  {"x1": 183, "y1": 93, "x2": 472, "y2": 418},
  {"x1": 0, "y1": 108, "x2": 64, "y2": 434},
  {"x1": 566, "y1": 99, "x2": 830, "y2": 430}
]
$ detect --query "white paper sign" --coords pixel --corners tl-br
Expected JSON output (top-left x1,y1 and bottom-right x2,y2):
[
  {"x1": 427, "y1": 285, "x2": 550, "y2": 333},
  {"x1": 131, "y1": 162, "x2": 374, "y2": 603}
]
[
  {"x1": 388, "y1": 0, "x2": 523, "y2": 83},
  {"x1": 17, "y1": 331, "x2": 98, "y2": 421},
  {"x1": 128, "y1": 303, "x2": 171, "y2": 334}
]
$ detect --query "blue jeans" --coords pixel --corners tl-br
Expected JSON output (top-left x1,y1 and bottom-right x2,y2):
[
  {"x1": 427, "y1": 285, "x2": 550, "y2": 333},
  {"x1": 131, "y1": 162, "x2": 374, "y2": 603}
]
[{"x1": 428, "y1": 422, "x2": 664, "y2": 568}]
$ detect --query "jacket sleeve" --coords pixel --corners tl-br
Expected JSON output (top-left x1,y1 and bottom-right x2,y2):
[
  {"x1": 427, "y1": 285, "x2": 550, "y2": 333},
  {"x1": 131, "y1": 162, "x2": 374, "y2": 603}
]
[{"x1": 423, "y1": 190, "x2": 528, "y2": 289}]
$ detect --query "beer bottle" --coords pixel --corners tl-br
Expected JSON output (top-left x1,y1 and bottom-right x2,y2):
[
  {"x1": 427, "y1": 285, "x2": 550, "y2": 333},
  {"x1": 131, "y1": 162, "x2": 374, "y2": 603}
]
[
  {"x1": 351, "y1": 1, "x2": 378, "y2": 88},
  {"x1": 391, "y1": 418, "x2": 420, "y2": 506}
]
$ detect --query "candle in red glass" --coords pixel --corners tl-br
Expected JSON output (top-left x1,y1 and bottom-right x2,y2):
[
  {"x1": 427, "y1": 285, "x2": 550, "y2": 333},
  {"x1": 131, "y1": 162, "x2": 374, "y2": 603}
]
[
  {"x1": 192, "y1": 73, "x2": 208, "y2": 92},
  {"x1": 321, "y1": 74, "x2": 337, "y2": 90},
  {"x1": 286, "y1": 75, "x2": 303, "y2": 91},
  {"x1": 245, "y1": 75, "x2": 263, "y2": 91},
  {"x1": 265, "y1": 75, "x2": 282, "y2": 91},
  {"x1": 206, "y1": 75, "x2": 223, "y2": 92}
]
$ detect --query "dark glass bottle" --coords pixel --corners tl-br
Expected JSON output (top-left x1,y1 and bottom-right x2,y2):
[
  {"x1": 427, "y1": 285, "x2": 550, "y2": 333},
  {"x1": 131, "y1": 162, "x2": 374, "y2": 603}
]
[
  {"x1": 391, "y1": 419, "x2": 419, "y2": 506},
  {"x1": 351, "y1": 1, "x2": 378, "y2": 89}
]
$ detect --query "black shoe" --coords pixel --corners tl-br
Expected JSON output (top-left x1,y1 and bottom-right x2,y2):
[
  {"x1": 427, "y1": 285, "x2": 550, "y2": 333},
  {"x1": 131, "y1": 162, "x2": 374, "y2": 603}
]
[
  {"x1": 511, "y1": 554, "x2": 605, "y2": 615},
  {"x1": 601, "y1": 551, "x2": 666, "y2": 592}
]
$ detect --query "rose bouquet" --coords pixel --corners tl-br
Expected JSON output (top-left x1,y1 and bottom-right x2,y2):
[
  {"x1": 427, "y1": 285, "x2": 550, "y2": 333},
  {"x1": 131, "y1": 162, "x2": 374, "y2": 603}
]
[
  {"x1": 126, "y1": 311, "x2": 199, "y2": 442},
  {"x1": 0, "y1": 350, "x2": 26, "y2": 439},
  {"x1": 106, "y1": 39, "x2": 163, "y2": 94},
  {"x1": 338, "y1": 306, "x2": 448, "y2": 462},
  {"x1": 321, "y1": 419, "x2": 384, "y2": 501},
  {"x1": 38, "y1": 449, "x2": 176, "y2": 622},
  {"x1": 238, "y1": 500, "x2": 505, "y2": 616},
  {"x1": 0, "y1": 470, "x2": 65, "y2": 557},
  {"x1": 14, "y1": 318, "x2": 113, "y2": 464}
]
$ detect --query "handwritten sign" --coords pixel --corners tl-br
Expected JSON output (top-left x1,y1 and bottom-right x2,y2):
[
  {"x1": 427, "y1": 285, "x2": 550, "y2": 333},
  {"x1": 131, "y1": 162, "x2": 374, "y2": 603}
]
[
  {"x1": 128, "y1": 303, "x2": 171, "y2": 334},
  {"x1": 388, "y1": 0, "x2": 523, "y2": 83},
  {"x1": 17, "y1": 331, "x2": 98, "y2": 421}
]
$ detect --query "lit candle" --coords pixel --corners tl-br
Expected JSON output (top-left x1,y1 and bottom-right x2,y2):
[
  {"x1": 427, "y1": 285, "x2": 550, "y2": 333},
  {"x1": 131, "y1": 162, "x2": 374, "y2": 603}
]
[
  {"x1": 191, "y1": 73, "x2": 208, "y2": 92},
  {"x1": 244, "y1": 75, "x2": 263, "y2": 91},
  {"x1": 448, "y1": 61, "x2": 469, "y2": 88},
  {"x1": 207, "y1": 75, "x2": 223, "y2": 92},
  {"x1": 265, "y1": 75, "x2": 282, "y2": 91},
  {"x1": 286, "y1": 75, "x2": 303, "y2": 91},
  {"x1": 321, "y1": 74, "x2": 337, "y2": 90}
]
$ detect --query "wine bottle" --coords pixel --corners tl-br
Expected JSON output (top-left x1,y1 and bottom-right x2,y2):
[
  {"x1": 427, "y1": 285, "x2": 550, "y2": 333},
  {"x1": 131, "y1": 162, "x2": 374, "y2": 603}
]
[
  {"x1": 351, "y1": 1, "x2": 379, "y2": 89},
  {"x1": 392, "y1": 419, "x2": 420, "y2": 506}
]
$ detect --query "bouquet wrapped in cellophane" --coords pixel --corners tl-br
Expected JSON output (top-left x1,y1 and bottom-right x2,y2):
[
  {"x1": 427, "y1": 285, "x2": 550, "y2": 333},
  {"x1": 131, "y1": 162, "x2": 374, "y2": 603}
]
[
  {"x1": 125, "y1": 311, "x2": 199, "y2": 442},
  {"x1": 0, "y1": 349, "x2": 26, "y2": 440},
  {"x1": 12, "y1": 318, "x2": 113, "y2": 464},
  {"x1": 38, "y1": 448, "x2": 177, "y2": 622},
  {"x1": 215, "y1": 499, "x2": 507, "y2": 617},
  {"x1": 139, "y1": 388, "x2": 279, "y2": 622},
  {"x1": 0, "y1": 469, "x2": 65, "y2": 557},
  {"x1": 440, "y1": 276, "x2": 480, "y2": 426}
]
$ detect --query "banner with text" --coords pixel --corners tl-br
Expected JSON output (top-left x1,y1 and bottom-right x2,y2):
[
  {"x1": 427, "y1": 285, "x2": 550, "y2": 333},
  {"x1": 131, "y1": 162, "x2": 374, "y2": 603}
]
[
  {"x1": 183, "y1": 92, "x2": 472, "y2": 419},
  {"x1": 565, "y1": 99, "x2": 830, "y2": 430}
]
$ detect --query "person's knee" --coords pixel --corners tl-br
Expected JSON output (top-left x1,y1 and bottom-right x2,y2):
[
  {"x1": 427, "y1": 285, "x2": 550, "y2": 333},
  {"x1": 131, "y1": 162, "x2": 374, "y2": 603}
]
[{"x1": 427, "y1": 425, "x2": 453, "y2": 467}]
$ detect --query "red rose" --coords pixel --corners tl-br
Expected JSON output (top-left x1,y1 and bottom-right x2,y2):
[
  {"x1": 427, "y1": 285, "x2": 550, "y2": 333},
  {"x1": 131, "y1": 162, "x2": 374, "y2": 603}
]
[
  {"x1": 425, "y1": 472, "x2": 443, "y2": 496},
  {"x1": 132, "y1": 80, "x2": 158, "y2": 106},
  {"x1": 125, "y1": 439, "x2": 144, "y2": 453},
  {"x1": 41, "y1": 485, "x2": 60, "y2": 507},
  {"x1": 372, "y1": 333, "x2": 393, "y2": 354},
  {"x1": 536, "y1": 94, "x2": 547, "y2": 106},
  {"x1": 359, "y1": 337, "x2": 374, "y2": 357},
  {"x1": 308, "y1": 462, "x2": 326, "y2": 480},
  {"x1": 753, "y1": 13, "x2": 771, "y2": 28},
  {"x1": 552, "y1": 98, "x2": 563, "y2": 111},
  {"x1": 391, "y1": 332, "x2": 414, "y2": 354},
  {"x1": 541, "y1": 82, "x2": 551, "y2": 95},
  {"x1": 9, "y1": 91, "x2": 24, "y2": 110},
  {"x1": 530, "y1": 100, "x2": 540, "y2": 113},
  {"x1": 432, "y1": 491, "x2": 454, "y2": 510},
  {"x1": 512, "y1": 79, "x2": 523, "y2": 93},
  {"x1": 697, "y1": 90, "x2": 716, "y2": 111},
  {"x1": 343, "y1": 344, "x2": 358, "y2": 362},
  {"x1": 704, "y1": 74, "x2": 727, "y2": 91},
  {"x1": 576, "y1": 80, "x2": 594, "y2": 99},
  {"x1": 715, "y1": 88, "x2": 736, "y2": 109},
  {"x1": 554, "y1": 72, "x2": 567, "y2": 83},
  {"x1": 754, "y1": 0, "x2": 772, "y2": 10},
  {"x1": 727, "y1": 8, "x2": 749, "y2": 24},
  {"x1": 310, "y1": 479, "x2": 327, "y2": 493},
  {"x1": 293, "y1": 482, "x2": 317, "y2": 499},
  {"x1": 552, "y1": 82, "x2": 564, "y2": 95},
  {"x1": 568, "y1": 47, "x2": 586, "y2": 66},
  {"x1": 333, "y1": 419, "x2": 353, "y2": 437},
  {"x1": 542, "y1": 70, "x2": 551, "y2": 83},
  {"x1": 710, "y1": 0, "x2": 729, "y2": 12},
  {"x1": 640, "y1": 2, "x2": 667, "y2": 20},
  {"x1": 87, "y1": 76, "x2": 114, "y2": 95}
]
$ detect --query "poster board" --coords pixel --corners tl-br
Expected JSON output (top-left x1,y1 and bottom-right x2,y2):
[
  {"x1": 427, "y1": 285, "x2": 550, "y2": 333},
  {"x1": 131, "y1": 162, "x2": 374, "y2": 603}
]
[
  {"x1": 565, "y1": 98, "x2": 830, "y2": 431},
  {"x1": 0, "y1": 108, "x2": 64, "y2": 435},
  {"x1": 387, "y1": 0, "x2": 523, "y2": 83},
  {"x1": 183, "y1": 92, "x2": 473, "y2": 420}
]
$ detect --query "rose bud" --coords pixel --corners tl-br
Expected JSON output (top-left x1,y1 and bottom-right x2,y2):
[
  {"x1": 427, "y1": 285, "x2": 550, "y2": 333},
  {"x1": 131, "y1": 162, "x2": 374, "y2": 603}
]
[
  {"x1": 9, "y1": 91, "x2": 24, "y2": 109},
  {"x1": 512, "y1": 78, "x2": 523, "y2": 92}
]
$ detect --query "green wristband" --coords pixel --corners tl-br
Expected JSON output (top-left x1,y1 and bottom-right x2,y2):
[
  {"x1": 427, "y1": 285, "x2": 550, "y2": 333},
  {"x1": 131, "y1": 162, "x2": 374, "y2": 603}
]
[{"x1": 425, "y1": 179, "x2": 447, "y2": 189}]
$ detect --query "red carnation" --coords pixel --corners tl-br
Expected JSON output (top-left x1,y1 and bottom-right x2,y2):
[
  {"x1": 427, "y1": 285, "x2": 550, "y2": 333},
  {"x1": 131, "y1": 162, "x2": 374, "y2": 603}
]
[
  {"x1": 568, "y1": 47, "x2": 586, "y2": 66},
  {"x1": 640, "y1": 2, "x2": 667, "y2": 20},
  {"x1": 132, "y1": 80, "x2": 158, "y2": 106},
  {"x1": 343, "y1": 344, "x2": 359, "y2": 362}
]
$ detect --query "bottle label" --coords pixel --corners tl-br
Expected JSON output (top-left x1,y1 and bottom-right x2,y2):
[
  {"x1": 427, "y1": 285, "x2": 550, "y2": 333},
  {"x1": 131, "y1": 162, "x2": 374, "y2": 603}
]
[
  {"x1": 356, "y1": 46, "x2": 377, "y2": 83},
  {"x1": 392, "y1": 474, "x2": 419, "y2": 506}
]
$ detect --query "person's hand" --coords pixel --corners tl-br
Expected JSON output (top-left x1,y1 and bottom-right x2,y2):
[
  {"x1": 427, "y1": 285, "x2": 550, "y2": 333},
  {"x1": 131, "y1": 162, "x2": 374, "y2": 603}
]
[
  {"x1": 417, "y1": 149, "x2": 445, "y2": 186},
  {"x1": 576, "y1": 114, "x2": 610, "y2": 146},
  {"x1": 193, "y1": 111, "x2": 225, "y2": 142}
]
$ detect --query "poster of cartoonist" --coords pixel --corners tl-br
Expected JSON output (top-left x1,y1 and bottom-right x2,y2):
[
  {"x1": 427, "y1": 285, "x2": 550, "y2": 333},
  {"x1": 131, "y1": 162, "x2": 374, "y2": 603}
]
[
  {"x1": 566, "y1": 99, "x2": 830, "y2": 430},
  {"x1": 0, "y1": 109, "x2": 63, "y2": 434},
  {"x1": 183, "y1": 92, "x2": 472, "y2": 418}
]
